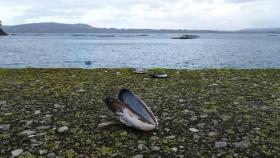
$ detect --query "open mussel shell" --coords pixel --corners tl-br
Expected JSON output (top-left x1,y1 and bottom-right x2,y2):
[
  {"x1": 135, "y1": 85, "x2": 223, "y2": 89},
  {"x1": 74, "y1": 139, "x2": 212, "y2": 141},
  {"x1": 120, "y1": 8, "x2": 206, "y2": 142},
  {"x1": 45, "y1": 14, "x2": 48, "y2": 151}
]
[{"x1": 104, "y1": 89, "x2": 158, "y2": 131}]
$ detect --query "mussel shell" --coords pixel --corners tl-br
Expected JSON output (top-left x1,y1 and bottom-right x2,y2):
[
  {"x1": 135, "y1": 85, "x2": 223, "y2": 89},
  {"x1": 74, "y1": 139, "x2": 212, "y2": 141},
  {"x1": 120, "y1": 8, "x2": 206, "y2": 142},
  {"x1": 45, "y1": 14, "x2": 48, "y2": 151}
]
[
  {"x1": 104, "y1": 89, "x2": 158, "y2": 131},
  {"x1": 118, "y1": 89, "x2": 158, "y2": 126}
]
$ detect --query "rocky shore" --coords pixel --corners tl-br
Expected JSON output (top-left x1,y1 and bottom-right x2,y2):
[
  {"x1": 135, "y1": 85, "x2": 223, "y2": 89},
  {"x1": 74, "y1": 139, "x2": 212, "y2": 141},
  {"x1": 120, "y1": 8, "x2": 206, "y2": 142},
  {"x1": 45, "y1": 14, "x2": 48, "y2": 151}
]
[{"x1": 0, "y1": 68, "x2": 279, "y2": 157}]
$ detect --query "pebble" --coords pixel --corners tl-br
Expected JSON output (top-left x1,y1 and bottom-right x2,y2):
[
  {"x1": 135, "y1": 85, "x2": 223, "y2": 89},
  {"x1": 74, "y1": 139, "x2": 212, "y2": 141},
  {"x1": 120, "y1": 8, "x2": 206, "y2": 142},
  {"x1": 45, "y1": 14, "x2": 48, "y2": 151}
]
[
  {"x1": 171, "y1": 147, "x2": 178, "y2": 152},
  {"x1": 179, "y1": 99, "x2": 185, "y2": 103},
  {"x1": 34, "y1": 110, "x2": 41, "y2": 115},
  {"x1": 37, "y1": 126, "x2": 51, "y2": 130},
  {"x1": 150, "y1": 136, "x2": 159, "y2": 140},
  {"x1": 0, "y1": 100, "x2": 7, "y2": 106},
  {"x1": 39, "y1": 150, "x2": 48, "y2": 155},
  {"x1": 116, "y1": 72, "x2": 121, "y2": 75},
  {"x1": 190, "y1": 116, "x2": 198, "y2": 121},
  {"x1": 196, "y1": 123, "x2": 206, "y2": 129},
  {"x1": 207, "y1": 131, "x2": 218, "y2": 137},
  {"x1": 137, "y1": 144, "x2": 145, "y2": 150},
  {"x1": 11, "y1": 149, "x2": 23, "y2": 157},
  {"x1": 47, "y1": 153, "x2": 56, "y2": 158},
  {"x1": 151, "y1": 146, "x2": 160, "y2": 151},
  {"x1": 200, "y1": 114, "x2": 208, "y2": 118},
  {"x1": 0, "y1": 124, "x2": 11, "y2": 131},
  {"x1": 58, "y1": 126, "x2": 68, "y2": 133},
  {"x1": 233, "y1": 139, "x2": 251, "y2": 149},
  {"x1": 189, "y1": 128, "x2": 199, "y2": 133},
  {"x1": 133, "y1": 154, "x2": 143, "y2": 158},
  {"x1": 214, "y1": 141, "x2": 227, "y2": 148},
  {"x1": 17, "y1": 130, "x2": 36, "y2": 136},
  {"x1": 54, "y1": 104, "x2": 62, "y2": 108}
]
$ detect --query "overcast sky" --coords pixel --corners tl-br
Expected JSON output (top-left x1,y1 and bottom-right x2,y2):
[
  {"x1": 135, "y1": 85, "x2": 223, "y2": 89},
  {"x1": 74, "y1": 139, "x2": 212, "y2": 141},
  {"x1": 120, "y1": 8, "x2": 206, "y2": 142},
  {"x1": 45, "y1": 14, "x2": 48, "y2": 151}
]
[{"x1": 0, "y1": 0, "x2": 279, "y2": 30}]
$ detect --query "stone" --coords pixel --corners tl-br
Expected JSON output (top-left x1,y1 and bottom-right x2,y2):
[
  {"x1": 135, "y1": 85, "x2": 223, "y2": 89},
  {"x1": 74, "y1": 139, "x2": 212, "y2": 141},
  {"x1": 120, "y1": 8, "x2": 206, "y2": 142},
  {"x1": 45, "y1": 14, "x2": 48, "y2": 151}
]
[
  {"x1": 34, "y1": 110, "x2": 41, "y2": 115},
  {"x1": 165, "y1": 135, "x2": 175, "y2": 139},
  {"x1": 190, "y1": 116, "x2": 197, "y2": 121},
  {"x1": 200, "y1": 114, "x2": 208, "y2": 118},
  {"x1": 17, "y1": 130, "x2": 36, "y2": 136},
  {"x1": 171, "y1": 147, "x2": 178, "y2": 152},
  {"x1": 133, "y1": 154, "x2": 143, "y2": 158},
  {"x1": 0, "y1": 124, "x2": 11, "y2": 131},
  {"x1": 151, "y1": 146, "x2": 160, "y2": 151},
  {"x1": 116, "y1": 72, "x2": 121, "y2": 75},
  {"x1": 58, "y1": 126, "x2": 68, "y2": 133},
  {"x1": 214, "y1": 141, "x2": 227, "y2": 148},
  {"x1": 11, "y1": 149, "x2": 23, "y2": 157},
  {"x1": 196, "y1": 123, "x2": 206, "y2": 129},
  {"x1": 233, "y1": 139, "x2": 251, "y2": 149},
  {"x1": 0, "y1": 100, "x2": 7, "y2": 106},
  {"x1": 150, "y1": 136, "x2": 159, "y2": 140},
  {"x1": 37, "y1": 126, "x2": 51, "y2": 130},
  {"x1": 179, "y1": 99, "x2": 185, "y2": 103},
  {"x1": 39, "y1": 150, "x2": 48, "y2": 155},
  {"x1": 189, "y1": 128, "x2": 199, "y2": 133},
  {"x1": 207, "y1": 132, "x2": 218, "y2": 137},
  {"x1": 137, "y1": 144, "x2": 145, "y2": 150},
  {"x1": 47, "y1": 153, "x2": 56, "y2": 158},
  {"x1": 54, "y1": 104, "x2": 62, "y2": 108}
]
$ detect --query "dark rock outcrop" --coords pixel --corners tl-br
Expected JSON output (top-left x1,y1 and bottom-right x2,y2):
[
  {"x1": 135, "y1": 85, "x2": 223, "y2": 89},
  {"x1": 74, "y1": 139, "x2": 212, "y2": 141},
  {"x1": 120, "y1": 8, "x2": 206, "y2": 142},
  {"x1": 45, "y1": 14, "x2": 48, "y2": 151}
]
[
  {"x1": 0, "y1": 28, "x2": 8, "y2": 36},
  {"x1": 172, "y1": 35, "x2": 199, "y2": 39}
]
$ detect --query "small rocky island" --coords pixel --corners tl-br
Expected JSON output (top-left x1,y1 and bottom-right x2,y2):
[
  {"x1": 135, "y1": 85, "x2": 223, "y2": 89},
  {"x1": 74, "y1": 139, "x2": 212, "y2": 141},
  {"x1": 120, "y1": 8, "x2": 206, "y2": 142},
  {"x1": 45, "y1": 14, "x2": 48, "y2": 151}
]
[
  {"x1": 172, "y1": 34, "x2": 199, "y2": 39},
  {"x1": 0, "y1": 20, "x2": 8, "y2": 36}
]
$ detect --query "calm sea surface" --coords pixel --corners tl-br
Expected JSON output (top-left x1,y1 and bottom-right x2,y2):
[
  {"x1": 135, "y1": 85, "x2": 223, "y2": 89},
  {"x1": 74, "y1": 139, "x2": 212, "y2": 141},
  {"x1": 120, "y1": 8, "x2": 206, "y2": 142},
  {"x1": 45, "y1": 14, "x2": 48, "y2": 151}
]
[{"x1": 0, "y1": 33, "x2": 279, "y2": 68}]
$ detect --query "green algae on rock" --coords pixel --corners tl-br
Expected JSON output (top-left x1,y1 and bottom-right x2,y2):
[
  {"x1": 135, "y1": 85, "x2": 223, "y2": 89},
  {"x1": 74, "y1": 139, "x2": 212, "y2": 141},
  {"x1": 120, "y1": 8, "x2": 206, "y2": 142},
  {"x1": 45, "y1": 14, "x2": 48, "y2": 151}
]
[{"x1": 0, "y1": 68, "x2": 279, "y2": 157}]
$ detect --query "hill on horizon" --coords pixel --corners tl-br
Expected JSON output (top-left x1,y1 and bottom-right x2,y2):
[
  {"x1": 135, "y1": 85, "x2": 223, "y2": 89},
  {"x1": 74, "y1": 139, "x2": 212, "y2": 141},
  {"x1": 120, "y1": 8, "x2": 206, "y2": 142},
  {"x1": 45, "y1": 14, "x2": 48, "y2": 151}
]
[{"x1": 2, "y1": 22, "x2": 280, "y2": 34}]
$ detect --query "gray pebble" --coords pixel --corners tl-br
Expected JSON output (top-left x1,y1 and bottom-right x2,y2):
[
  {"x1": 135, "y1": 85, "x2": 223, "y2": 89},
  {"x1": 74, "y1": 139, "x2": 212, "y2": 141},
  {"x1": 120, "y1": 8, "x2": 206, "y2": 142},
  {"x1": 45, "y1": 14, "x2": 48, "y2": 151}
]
[
  {"x1": 214, "y1": 141, "x2": 227, "y2": 148},
  {"x1": 189, "y1": 128, "x2": 199, "y2": 133},
  {"x1": 133, "y1": 154, "x2": 143, "y2": 158},
  {"x1": 47, "y1": 153, "x2": 56, "y2": 158},
  {"x1": 0, "y1": 124, "x2": 11, "y2": 131},
  {"x1": 58, "y1": 126, "x2": 68, "y2": 133},
  {"x1": 17, "y1": 130, "x2": 36, "y2": 136},
  {"x1": 151, "y1": 146, "x2": 160, "y2": 151},
  {"x1": 34, "y1": 110, "x2": 41, "y2": 115},
  {"x1": 11, "y1": 149, "x2": 23, "y2": 157},
  {"x1": 138, "y1": 144, "x2": 145, "y2": 150}
]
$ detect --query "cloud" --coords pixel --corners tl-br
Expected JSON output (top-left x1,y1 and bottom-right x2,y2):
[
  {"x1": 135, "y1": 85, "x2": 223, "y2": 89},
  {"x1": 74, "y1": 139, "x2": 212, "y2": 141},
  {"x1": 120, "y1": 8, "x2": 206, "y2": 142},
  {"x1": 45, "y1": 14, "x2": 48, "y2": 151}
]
[{"x1": 0, "y1": 0, "x2": 279, "y2": 30}]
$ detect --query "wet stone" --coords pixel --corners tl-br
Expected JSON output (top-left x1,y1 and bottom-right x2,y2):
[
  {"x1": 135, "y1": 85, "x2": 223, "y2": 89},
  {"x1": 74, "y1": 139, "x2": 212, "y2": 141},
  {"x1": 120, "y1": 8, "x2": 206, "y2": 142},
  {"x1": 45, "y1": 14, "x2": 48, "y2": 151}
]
[
  {"x1": 151, "y1": 146, "x2": 160, "y2": 151},
  {"x1": 11, "y1": 149, "x2": 23, "y2": 157},
  {"x1": 233, "y1": 139, "x2": 251, "y2": 149},
  {"x1": 138, "y1": 144, "x2": 145, "y2": 150},
  {"x1": 150, "y1": 136, "x2": 159, "y2": 140},
  {"x1": 39, "y1": 150, "x2": 48, "y2": 155},
  {"x1": 58, "y1": 126, "x2": 68, "y2": 133},
  {"x1": 196, "y1": 123, "x2": 206, "y2": 129},
  {"x1": 37, "y1": 126, "x2": 51, "y2": 130},
  {"x1": 190, "y1": 116, "x2": 198, "y2": 121},
  {"x1": 34, "y1": 110, "x2": 41, "y2": 115},
  {"x1": 171, "y1": 147, "x2": 178, "y2": 152},
  {"x1": 54, "y1": 104, "x2": 62, "y2": 108},
  {"x1": 47, "y1": 153, "x2": 56, "y2": 158},
  {"x1": 17, "y1": 130, "x2": 36, "y2": 136},
  {"x1": 207, "y1": 132, "x2": 218, "y2": 137},
  {"x1": 214, "y1": 141, "x2": 227, "y2": 148},
  {"x1": 133, "y1": 154, "x2": 143, "y2": 158},
  {"x1": 0, "y1": 124, "x2": 11, "y2": 131},
  {"x1": 189, "y1": 128, "x2": 199, "y2": 133}
]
